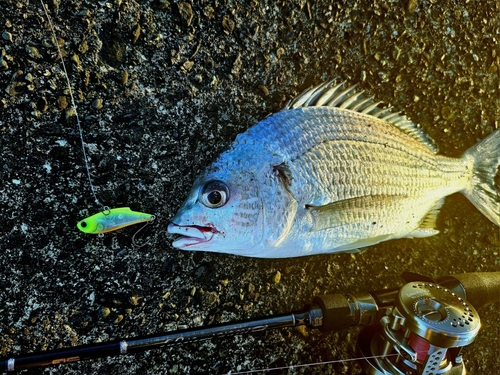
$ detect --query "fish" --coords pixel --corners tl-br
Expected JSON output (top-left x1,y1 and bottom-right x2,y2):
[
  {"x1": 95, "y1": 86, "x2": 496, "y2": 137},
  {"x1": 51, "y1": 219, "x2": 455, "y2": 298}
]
[
  {"x1": 167, "y1": 81, "x2": 500, "y2": 258},
  {"x1": 77, "y1": 207, "x2": 153, "y2": 234}
]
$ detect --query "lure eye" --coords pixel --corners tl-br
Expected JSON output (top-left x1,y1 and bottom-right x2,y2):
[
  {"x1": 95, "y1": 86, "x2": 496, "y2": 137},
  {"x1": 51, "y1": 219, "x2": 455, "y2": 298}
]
[
  {"x1": 81, "y1": 221, "x2": 87, "y2": 228},
  {"x1": 201, "y1": 181, "x2": 230, "y2": 208}
]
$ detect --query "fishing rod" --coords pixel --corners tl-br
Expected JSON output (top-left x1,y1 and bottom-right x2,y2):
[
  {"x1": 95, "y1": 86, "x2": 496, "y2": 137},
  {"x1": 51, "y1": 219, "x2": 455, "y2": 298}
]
[{"x1": 1, "y1": 271, "x2": 498, "y2": 374}]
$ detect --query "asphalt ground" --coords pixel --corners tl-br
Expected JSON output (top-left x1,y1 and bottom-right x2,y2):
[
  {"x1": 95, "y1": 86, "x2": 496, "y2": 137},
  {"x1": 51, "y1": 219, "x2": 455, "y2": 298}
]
[{"x1": 0, "y1": 0, "x2": 499, "y2": 373}]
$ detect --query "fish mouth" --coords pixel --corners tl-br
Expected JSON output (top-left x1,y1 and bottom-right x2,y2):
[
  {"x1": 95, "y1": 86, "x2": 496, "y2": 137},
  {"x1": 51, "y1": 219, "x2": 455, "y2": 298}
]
[{"x1": 167, "y1": 223, "x2": 218, "y2": 248}]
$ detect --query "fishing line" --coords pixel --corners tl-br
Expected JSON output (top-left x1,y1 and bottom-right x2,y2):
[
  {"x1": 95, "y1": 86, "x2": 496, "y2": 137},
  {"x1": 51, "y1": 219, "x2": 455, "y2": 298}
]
[
  {"x1": 39, "y1": 1, "x2": 155, "y2": 237},
  {"x1": 40, "y1": 0, "x2": 101, "y2": 208},
  {"x1": 223, "y1": 352, "x2": 402, "y2": 374}
]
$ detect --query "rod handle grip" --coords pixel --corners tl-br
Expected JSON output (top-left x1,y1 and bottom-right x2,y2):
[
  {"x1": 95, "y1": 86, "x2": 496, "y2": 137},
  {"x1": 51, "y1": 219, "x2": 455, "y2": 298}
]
[{"x1": 447, "y1": 272, "x2": 500, "y2": 310}]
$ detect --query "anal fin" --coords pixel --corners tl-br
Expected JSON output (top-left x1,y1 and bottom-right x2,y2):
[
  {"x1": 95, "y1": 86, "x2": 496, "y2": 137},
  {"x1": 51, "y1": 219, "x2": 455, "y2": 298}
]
[
  {"x1": 404, "y1": 198, "x2": 443, "y2": 238},
  {"x1": 420, "y1": 198, "x2": 444, "y2": 229}
]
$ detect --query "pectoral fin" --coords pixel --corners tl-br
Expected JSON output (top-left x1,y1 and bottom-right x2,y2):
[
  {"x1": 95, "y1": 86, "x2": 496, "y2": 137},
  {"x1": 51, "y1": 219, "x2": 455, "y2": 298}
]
[{"x1": 306, "y1": 195, "x2": 407, "y2": 232}]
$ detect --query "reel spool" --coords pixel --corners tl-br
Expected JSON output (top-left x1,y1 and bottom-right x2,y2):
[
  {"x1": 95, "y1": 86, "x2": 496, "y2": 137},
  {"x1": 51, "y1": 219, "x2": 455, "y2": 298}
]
[{"x1": 357, "y1": 282, "x2": 480, "y2": 375}]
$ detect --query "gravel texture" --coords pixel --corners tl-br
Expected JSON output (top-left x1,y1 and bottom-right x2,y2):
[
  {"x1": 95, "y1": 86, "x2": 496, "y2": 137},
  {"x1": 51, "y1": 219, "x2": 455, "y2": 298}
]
[{"x1": 0, "y1": 0, "x2": 499, "y2": 374}]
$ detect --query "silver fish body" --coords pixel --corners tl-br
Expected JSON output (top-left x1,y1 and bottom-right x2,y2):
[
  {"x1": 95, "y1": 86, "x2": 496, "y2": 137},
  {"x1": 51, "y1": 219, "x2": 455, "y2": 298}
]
[{"x1": 168, "y1": 81, "x2": 500, "y2": 258}]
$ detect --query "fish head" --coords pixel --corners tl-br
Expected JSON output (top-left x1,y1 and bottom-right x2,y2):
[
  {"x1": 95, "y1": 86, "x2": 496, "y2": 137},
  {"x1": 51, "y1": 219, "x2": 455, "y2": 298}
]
[{"x1": 168, "y1": 168, "x2": 265, "y2": 255}]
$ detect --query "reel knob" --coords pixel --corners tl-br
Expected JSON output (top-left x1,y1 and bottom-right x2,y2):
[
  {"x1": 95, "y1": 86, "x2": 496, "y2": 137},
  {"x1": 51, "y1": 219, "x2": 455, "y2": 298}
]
[{"x1": 357, "y1": 282, "x2": 480, "y2": 375}]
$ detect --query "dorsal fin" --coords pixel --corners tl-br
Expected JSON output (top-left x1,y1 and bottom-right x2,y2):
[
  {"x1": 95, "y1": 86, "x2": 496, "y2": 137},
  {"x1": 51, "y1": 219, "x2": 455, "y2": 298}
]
[{"x1": 284, "y1": 80, "x2": 437, "y2": 153}]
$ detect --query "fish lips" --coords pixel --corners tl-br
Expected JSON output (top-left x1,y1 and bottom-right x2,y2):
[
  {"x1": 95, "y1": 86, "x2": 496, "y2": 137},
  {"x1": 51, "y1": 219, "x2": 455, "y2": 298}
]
[{"x1": 167, "y1": 223, "x2": 218, "y2": 249}]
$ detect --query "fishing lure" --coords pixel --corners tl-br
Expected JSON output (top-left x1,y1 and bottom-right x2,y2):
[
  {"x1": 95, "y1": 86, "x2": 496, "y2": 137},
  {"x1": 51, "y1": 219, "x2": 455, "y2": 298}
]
[{"x1": 77, "y1": 207, "x2": 154, "y2": 234}]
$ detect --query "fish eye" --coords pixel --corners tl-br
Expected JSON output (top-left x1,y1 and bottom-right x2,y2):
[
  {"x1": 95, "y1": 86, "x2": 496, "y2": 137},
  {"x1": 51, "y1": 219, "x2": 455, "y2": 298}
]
[
  {"x1": 201, "y1": 180, "x2": 230, "y2": 208},
  {"x1": 81, "y1": 221, "x2": 87, "y2": 228}
]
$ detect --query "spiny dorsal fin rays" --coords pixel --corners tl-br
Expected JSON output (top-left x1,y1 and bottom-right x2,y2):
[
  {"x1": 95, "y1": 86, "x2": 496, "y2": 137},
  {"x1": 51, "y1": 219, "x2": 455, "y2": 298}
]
[
  {"x1": 350, "y1": 96, "x2": 375, "y2": 112},
  {"x1": 369, "y1": 106, "x2": 393, "y2": 118},
  {"x1": 338, "y1": 91, "x2": 366, "y2": 109},
  {"x1": 283, "y1": 82, "x2": 318, "y2": 109},
  {"x1": 380, "y1": 112, "x2": 401, "y2": 122},
  {"x1": 314, "y1": 81, "x2": 346, "y2": 106},
  {"x1": 286, "y1": 80, "x2": 333, "y2": 108},
  {"x1": 360, "y1": 101, "x2": 383, "y2": 115},
  {"x1": 283, "y1": 80, "x2": 438, "y2": 153},
  {"x1": 324, "y1": 84, "x2": 359, "y2": 107}
]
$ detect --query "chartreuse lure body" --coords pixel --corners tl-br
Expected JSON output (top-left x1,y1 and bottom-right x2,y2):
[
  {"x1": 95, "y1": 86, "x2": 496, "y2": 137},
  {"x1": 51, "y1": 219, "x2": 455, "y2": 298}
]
[{"x1": 77, "y1": 207, "x2": 153, "y2": 234}]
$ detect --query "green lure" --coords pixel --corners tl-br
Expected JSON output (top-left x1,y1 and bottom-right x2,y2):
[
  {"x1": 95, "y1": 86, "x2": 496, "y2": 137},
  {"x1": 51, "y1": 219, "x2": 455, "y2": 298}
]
[{"x1": 77, "y1": 207, "x2": 153, "y2": 234}]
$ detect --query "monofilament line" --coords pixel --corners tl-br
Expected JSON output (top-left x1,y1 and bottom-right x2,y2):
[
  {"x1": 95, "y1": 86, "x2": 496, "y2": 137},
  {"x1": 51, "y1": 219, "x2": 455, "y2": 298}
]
[
  {"x1": 40, "y1": 0, "x2": 101, "y2": 207},
  {"x1": 223, "y1": 352, "x2": 401, "y2": 374}
]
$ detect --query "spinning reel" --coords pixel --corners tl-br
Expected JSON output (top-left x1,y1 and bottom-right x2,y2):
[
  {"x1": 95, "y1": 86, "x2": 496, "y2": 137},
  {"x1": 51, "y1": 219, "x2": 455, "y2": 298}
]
[{"x1": 357, "y1": 281, "x2": 480, "y2": 375}]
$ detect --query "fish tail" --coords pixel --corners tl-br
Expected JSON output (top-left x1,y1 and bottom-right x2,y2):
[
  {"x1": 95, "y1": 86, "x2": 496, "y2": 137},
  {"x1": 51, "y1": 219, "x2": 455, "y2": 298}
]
[{"x1": 463, "y1": 129, "x2": 500, "y2": 226}]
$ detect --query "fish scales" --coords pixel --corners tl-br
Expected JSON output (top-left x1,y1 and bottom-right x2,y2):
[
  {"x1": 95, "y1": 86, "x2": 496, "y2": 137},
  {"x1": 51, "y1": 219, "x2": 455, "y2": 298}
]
[
  {"x1": 258, "y1": 108, "x2": 468, "y2": 207},
  {"x1": 168, "y1": 81, "x2": 500, "y2": 258}
]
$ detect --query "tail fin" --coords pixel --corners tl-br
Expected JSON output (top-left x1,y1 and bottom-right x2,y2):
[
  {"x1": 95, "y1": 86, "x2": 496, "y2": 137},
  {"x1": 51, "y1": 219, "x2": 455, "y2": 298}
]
[{"x1": 463, "y1": 129, "x2": 500, "y2": 226}]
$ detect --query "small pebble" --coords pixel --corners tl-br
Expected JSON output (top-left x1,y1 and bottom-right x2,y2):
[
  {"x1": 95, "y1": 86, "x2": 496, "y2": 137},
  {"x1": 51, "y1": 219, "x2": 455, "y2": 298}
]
[
  {"x1": 92, "y1": 98, "x2": 103, "y2": 110},
  {"x1": 273, "y1": 270, "x2": 281, "y2": 284},
  {"x1": 0, "y1": 57, "x2": 8, "y2": 70},
  {"x1": 38, "y1": 97, "x2": 48, "y2": 111},
  {"x1": 2, "y1": 32, "x2": 12, "y2": 41},
  {"x1": 121, "y1": 70, "x2": 129, "y2": 84},
  {"x1": 407, "y1": 0, "x2": 418, "y2": 13},
  {"x1": 276, "y1": 47, "x2": 285, "y2": 59},
  {"x1": 178, "y1": 2, "x2": 193, "y2": 26},
  {"x1": 71, "y1": 54, "x2": 80, "y2": 67},
  {"x1": 129, "y1": 295, "x2": 141, "y2": 306},
  {"x1": 202, "y1": 291, "x2": 219, "y2": 308},
  {"x1": 222, "y1": 15, "x2": 235, "y2": 33},
  {"x1": 182, "y1": 60, "x2": 194, "y2": 72},
  {"x1": 57, "y1": 96, "x2": 68, "y2": 110},
  {"x1": 159, "y1": 0, "x2": 170, "y2": 8},
  {"x1": 259, "y1": 84, "x2": 269, "y2": 96},
  {"x1": 295, "y1": 325, "x2": 308, "y2": 337},
  {"x1": 65, "y1": 108, "x2": 76, "y2": 119},
  {"x1": 392, "y1": 46, "x2": 401, "y2": 61},
  {"x1": 26, "y1": 46, "x2": 41, "y2": 59},
  {"x1": 99, "y1": 307, "x2": 110, "y2": 318},
  {"x1": 441, "y1": 106, "x2": 453, "y2": 120},
  {"x1": 132, "y1": 24, "x2": 141, "y2": 43}
]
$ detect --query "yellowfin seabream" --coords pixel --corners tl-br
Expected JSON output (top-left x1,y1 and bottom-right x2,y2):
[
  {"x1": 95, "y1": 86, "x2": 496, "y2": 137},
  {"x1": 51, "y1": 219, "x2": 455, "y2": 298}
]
[
  {"x1": 168, "y1": 81, "x2": 500, "y2": 258},
  {"x1": 78, "y1": 207, "x2": 153, "y2": 234}
]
